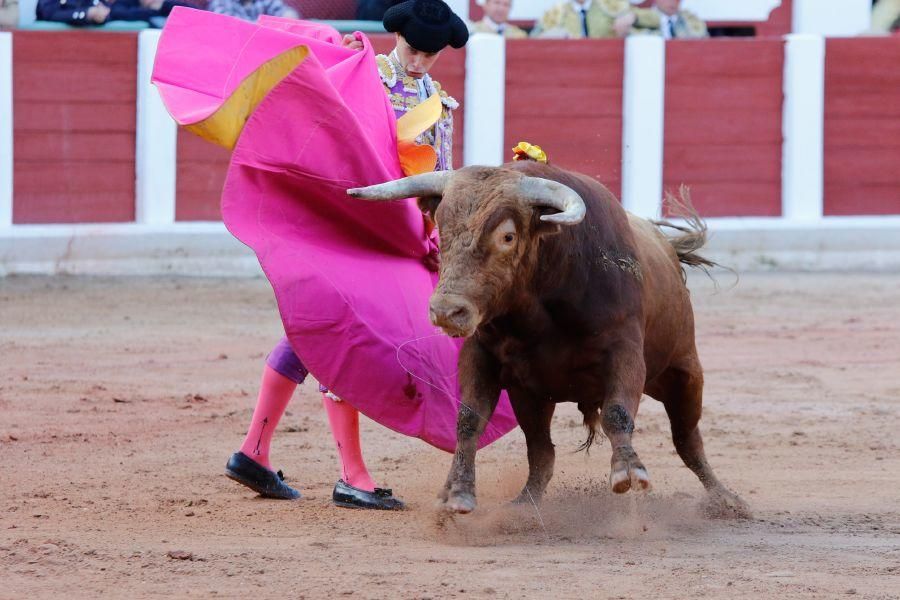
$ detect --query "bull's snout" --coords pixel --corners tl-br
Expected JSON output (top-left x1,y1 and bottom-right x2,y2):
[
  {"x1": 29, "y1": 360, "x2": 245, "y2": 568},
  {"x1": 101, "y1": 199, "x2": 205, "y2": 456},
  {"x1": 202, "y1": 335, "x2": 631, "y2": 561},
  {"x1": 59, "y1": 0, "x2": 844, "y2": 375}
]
[{"x1": 429, "y1": 294, "x2": 480, "y2": 338}]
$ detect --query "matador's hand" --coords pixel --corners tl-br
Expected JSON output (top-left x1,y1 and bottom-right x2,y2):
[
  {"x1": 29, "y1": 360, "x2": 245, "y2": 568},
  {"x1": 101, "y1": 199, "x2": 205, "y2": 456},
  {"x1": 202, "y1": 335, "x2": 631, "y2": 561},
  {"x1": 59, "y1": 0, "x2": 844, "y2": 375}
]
[{"x1": 341, "y1": 34, "x2": 364, "y2": 52}]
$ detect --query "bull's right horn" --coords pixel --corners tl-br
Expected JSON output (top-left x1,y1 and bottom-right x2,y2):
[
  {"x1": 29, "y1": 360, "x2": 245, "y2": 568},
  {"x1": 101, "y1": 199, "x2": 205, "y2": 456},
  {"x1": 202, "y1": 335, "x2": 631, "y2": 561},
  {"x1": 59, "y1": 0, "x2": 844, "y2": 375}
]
[
  {"x1": 518, "y1": 176, "x2": 586, "y2": 225},
  {"x1": 347, "y1": 171, "x2": 452, "y2": 201}
]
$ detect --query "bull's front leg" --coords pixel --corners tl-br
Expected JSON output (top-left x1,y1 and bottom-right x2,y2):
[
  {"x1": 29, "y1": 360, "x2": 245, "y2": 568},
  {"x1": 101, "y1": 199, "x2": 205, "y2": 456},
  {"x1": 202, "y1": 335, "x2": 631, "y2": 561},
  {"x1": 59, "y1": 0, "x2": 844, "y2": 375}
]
[{"x1": 439, "y1": 339, "x2": 501, "y2": 514}]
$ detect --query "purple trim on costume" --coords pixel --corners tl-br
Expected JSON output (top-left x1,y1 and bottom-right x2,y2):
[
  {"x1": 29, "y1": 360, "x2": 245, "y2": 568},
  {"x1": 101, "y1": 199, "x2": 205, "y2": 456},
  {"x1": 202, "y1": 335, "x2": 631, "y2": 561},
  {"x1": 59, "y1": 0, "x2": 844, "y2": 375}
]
[{"x1": 265, "y1": 337, "x2": 309, "y2": 384}]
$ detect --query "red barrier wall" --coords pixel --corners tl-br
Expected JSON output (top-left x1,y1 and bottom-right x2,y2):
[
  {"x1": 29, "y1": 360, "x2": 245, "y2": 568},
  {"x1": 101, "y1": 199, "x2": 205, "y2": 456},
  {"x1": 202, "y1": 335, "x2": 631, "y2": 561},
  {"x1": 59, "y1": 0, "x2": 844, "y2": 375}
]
[
  {"x1": 823, "y1": 37, "x2": 900, "y2": 216},
  {"x1": 756, "y1": 0, "x2": 792, "y2": 38},
  {"x1": 174, "y1": 34, "x2": 467, "y2": 221},
  {"x1": 504, "y1": 40, "x2": 624, "y2": 197},
  {"x1": 663, "y1": 39, "x2": 784, "y2": 217},
  {"x1": 10, "y1": 31, "x2": 900, "y2": 225},
  {"x1": 174, "y1": 131, "x2": 230, "y2": 221},
  {"x1": 12, "y1": 32, "x2": 138, "y2": 224}
]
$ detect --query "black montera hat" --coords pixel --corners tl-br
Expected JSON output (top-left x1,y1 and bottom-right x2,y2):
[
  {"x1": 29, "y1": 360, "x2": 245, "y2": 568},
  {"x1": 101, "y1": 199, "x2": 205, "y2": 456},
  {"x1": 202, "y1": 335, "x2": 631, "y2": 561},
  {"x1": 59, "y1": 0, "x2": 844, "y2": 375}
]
[{"x1": 383, "y1": 0, "x2": 469, "y2": 53}]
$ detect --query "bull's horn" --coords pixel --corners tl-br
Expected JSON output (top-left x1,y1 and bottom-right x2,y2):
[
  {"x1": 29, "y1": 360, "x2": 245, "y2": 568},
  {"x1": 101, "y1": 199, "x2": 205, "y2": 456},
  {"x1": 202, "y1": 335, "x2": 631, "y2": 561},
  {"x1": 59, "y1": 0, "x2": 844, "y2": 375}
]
[
  {"x1": 518, "y1": 176, "x2": 586, "y2": 225},
  {"x1": 347, "y1": 171, "x2": 452, "y2": 201}
]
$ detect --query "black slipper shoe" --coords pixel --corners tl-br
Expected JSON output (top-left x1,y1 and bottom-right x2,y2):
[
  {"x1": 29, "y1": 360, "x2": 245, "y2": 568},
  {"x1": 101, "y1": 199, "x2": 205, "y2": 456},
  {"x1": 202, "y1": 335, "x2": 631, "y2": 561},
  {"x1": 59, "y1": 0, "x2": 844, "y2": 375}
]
[
  {"x1": 332, "y1": 479, "x2": 405, "y2": 510},
  {"x1": 225, "y1": 452, "x2": 301, "y2": 500}
]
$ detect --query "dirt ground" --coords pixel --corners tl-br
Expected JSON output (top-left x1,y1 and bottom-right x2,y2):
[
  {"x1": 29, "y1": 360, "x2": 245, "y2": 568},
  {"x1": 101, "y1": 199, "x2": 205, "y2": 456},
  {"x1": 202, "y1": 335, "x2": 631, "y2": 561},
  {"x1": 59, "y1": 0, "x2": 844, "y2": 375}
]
[{"x1": 1, "y1": 272, "x2": 898, "y2": 599}]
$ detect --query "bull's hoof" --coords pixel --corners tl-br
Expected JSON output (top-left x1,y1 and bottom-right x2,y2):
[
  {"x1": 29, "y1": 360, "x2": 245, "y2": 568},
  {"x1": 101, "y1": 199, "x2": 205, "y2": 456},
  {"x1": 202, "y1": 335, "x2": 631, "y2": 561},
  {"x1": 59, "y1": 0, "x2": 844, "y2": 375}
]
[
  {"x1": 609, "y1": 447, "x2": 651, "y2": 494},
  {"x1": 703, "y1": 487, "x2": 752, "y2": 520},
  {"x1": 442, "y1": 491, "x2": 477, "y2": 514},
  {"x1": 511, "y1": 491, "x2": 540, "y2": 507}
]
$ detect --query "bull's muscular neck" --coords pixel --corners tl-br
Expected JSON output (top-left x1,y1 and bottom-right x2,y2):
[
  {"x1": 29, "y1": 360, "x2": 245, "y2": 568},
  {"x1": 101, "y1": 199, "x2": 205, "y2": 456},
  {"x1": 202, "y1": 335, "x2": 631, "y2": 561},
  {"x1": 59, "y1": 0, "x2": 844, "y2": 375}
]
[{"x1": 483, "y1": 164, "x2": 643, "y2": 340}]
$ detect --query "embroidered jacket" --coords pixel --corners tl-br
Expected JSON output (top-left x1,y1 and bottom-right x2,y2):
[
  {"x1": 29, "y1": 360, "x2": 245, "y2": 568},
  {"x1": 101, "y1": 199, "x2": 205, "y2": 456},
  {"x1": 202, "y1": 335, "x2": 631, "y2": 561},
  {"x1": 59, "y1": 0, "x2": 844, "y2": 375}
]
[
  {"x1": 645, "y1": 7, "x2": 707, "y2": 39},
  {"x1": 377, "y1": 51, "x2": 458, "y2": 172},
  {"x1": 469, "y1": 17, "x2": 528, "y2": 39},
  {"x1": 531, "y1": 0, "x2": 659, "y2": 39}
]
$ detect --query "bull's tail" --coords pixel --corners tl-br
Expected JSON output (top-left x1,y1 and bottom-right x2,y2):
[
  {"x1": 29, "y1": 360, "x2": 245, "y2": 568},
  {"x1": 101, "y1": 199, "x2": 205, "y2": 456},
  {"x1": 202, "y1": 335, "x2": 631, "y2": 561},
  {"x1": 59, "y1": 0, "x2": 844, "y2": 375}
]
[
  {"x1": 576, "y1": 404, "x2": 602, "y2": 453},
  {"x1": 652, "y1": 186, "x2": 728, "y2": 282}
]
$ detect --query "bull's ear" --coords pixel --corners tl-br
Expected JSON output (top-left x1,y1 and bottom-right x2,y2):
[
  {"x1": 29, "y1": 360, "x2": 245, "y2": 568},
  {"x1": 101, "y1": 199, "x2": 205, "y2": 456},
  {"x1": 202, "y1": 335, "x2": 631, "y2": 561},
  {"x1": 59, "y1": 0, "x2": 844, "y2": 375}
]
[{"x1": 417, "y1": 195, "x2": 442, "y2": 219}]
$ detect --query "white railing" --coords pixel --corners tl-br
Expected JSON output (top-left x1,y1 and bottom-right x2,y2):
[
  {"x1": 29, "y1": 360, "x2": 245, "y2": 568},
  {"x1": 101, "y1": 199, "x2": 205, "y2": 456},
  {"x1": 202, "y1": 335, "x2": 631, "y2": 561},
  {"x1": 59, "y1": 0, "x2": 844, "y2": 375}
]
[
  {"x1": 0, "y1": 32, "x2": 12, "y2": 229},
  {"x1": 621, "y1": 35, "x2": 665, "y2": 220},
  {"x1": 135, "y1": 30, "x2": 178, "y2": 225}
]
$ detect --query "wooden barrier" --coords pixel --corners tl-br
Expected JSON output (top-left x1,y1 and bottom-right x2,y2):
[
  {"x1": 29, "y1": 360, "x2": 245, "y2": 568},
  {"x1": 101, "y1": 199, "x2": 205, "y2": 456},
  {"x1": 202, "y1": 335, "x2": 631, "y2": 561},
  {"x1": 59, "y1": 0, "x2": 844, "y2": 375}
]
[
  {"x1": 6, "y1": 31, "x2": 900, "y2": 227},
  {"x1": 174, "y1": 129, "x2": 229, "y2": 221},
  {"x1": 12, "y1": 31, "x2": 137, "y2": 224},
  {"x1": 824, "y1": 37, "x2": 900, "y2": 216},
  {"x1": 663, "y1": 39, "x2": 784, "y2": 216},
  {"x1": 505, "y1": 39, "x2": 624, "y2": 197}
]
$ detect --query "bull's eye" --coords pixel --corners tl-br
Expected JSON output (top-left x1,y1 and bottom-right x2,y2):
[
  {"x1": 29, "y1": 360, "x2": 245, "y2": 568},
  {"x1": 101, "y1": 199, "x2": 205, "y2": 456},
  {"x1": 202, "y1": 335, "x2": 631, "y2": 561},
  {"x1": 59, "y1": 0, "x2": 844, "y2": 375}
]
[{"x1": 493, "y1": 218, "x2": 517, "y2": 252}]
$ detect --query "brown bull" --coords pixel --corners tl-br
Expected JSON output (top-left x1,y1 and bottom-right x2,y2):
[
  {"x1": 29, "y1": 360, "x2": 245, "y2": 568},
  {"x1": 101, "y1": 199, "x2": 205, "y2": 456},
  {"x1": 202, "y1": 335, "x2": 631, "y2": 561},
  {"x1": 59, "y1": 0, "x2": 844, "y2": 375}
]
[{"x1": 349, "y1": 162, "x2": 749, "y2": 518}]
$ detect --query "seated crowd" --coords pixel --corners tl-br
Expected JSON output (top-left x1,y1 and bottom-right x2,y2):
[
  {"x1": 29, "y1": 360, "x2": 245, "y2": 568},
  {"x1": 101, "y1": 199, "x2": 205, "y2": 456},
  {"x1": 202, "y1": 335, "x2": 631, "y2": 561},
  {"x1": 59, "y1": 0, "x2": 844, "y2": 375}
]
[
  {"x1": 16, "y1": 0, "x2": 707, "y2": 36},
  {"x1": 472, "y1": 0, "x2": 706, "y2": 39},
  {"x1": 35, "y1": 0, "x2": 187, "y2": 26},
  {"x1": 871, "y1": 0, "x2": 900, "y2": 33},
  {"x1": 0, "y1": 0, "x2": 16, "y2": 26},
  {"x1": 1, "y1": 0, "x2": 895, "y2": 37}
]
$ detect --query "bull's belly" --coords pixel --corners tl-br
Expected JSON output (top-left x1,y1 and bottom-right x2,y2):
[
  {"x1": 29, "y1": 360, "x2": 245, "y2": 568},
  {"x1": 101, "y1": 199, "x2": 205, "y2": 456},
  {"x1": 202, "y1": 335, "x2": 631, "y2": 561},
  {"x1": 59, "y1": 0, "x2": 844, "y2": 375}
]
[{"x1": 498, "y1": 353, "x2": 605, "y2": 404}]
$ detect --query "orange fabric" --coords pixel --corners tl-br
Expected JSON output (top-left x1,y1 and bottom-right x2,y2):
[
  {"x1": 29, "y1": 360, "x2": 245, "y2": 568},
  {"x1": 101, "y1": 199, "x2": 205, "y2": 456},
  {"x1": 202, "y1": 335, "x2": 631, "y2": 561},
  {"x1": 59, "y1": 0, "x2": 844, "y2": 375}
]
[{"x1": 396, "y1": 94, "x2": 442, "y2": 175}]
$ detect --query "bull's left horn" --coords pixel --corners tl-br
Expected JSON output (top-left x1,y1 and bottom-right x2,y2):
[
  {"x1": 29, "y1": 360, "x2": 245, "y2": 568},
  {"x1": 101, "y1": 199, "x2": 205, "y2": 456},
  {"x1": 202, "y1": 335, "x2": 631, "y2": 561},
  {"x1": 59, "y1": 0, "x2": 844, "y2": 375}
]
[
  {"x1": 518, "y1": 176, "x2": 586, "y2": 225},
  {"x1": 347, "y1": 171, "x2": 452, "y2": 201}
]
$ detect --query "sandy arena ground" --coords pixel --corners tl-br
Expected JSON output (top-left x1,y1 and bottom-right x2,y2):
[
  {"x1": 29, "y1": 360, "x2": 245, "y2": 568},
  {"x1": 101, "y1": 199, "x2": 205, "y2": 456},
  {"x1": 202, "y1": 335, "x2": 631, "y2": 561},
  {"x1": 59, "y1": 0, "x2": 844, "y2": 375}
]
[{"x1": 1, "y1": 272, "x2": 898, "y2": 599}]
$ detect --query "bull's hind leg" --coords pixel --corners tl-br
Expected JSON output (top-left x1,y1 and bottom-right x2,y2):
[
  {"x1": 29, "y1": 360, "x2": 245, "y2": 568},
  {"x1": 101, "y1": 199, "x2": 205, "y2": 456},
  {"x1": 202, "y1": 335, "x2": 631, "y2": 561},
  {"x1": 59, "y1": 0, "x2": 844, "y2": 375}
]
[
  {"x1": 508, "y1": 389, "x2": 556, "y2": 505},
  {"x1": 648, "y1": 362, "x2": 751, "y2": 519}
]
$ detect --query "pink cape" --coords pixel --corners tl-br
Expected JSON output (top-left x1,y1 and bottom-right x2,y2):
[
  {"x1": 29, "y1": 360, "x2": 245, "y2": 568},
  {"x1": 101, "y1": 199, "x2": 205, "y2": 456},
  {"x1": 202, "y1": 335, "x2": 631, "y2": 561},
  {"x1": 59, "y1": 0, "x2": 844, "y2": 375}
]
[{"x1": 152, "y1": 8, "x2": 516, "y2": 452}]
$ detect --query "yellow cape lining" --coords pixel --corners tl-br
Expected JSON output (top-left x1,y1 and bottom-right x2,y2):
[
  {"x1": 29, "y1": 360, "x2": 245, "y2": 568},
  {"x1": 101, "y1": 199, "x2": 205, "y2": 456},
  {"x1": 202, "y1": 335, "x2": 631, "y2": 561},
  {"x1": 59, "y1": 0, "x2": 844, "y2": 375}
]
[
  {"x1": 183, "y1": 46, "x2": 442, "y2": 175},
  {"x1": 185, "y1": 46, "x2": 311, "y2": 151}
]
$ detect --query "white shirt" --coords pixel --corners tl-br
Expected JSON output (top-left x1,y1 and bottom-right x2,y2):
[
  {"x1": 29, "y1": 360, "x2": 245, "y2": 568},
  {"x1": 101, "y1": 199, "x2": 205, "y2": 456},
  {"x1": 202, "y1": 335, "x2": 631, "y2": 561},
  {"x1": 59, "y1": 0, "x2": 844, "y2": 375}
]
[
  {"x1": 659, "y1": 12, "x2": 679, "y2": 39},
  {"x1": 571, "y1": 0, "x2": 592, "y2": 14},
  {"x1": 482, "y1": 14, "x2": 505, "y2": 34}
]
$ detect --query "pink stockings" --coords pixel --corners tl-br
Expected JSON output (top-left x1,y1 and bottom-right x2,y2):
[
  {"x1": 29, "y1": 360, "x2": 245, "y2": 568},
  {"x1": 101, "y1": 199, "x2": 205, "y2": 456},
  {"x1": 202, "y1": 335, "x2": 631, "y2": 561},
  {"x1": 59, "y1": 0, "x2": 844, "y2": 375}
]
[
  {"x1": 239, "y1": 366, "x2": 295, "y2": 470},
  {"x1": 239, "y1": 365, "x2": 376, "y2": 492},
  {"x1": 322, "y1": 394, "x2": 376, "y2": 492}
]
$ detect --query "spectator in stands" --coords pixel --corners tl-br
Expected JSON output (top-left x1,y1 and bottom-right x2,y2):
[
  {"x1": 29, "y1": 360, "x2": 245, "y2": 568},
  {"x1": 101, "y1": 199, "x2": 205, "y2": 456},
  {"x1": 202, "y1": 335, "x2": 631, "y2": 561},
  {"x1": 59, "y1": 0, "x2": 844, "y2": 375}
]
[
  {"x1": 36, "y1": 0, "x2": 185, "y2": 26},
  {"x1": 356, "y1": 0, "x2": 389, "y2": 20},
  {"x1": 469, "y1": 0, "x2": 527, "y2": 38},
  {"x1": 207, "y1": 0, "x2": 298, "y2": 20},
  {"x1": 870, "y1": 0, "x2": 900, "y2": 34},
  {"x1": 1, "y1": 0, "x2": 18, "y2": 27},
  {"x1": 531, "y1": 0, "x2": 658, "y2": 39},
  {"x1": 633, "y1": 0, "x2": 707, "y2": 39}
]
